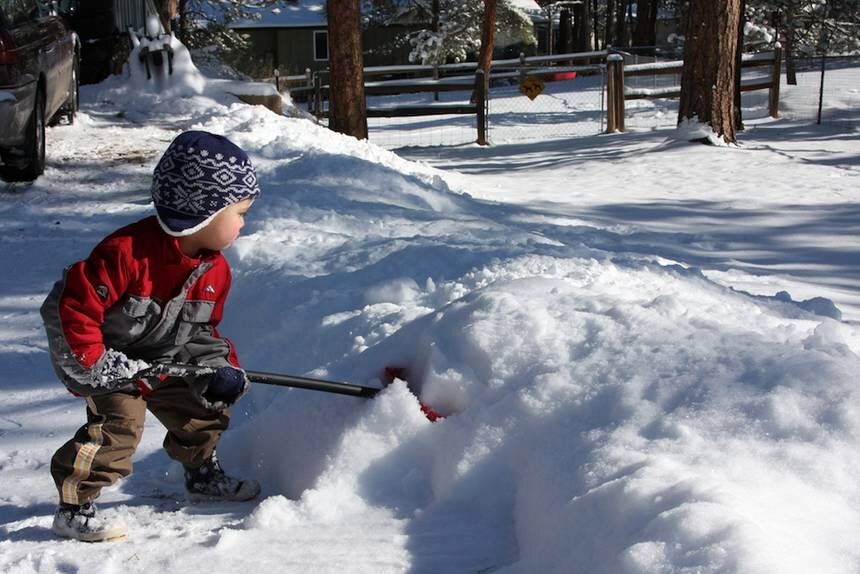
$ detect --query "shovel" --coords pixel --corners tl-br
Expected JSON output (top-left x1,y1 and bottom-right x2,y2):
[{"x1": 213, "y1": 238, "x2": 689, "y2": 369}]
[{"x1": 144, "y1": 363, "x2": 442, "y2": 421}]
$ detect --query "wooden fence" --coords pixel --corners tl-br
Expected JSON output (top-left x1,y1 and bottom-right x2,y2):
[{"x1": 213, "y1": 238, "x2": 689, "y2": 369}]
[
  {"x1": 606, "y1": 47, "x2": 783, "y2": 132},
  {"x1": 279, "y1": 51, "x2": 605, "y2": 146},
  {"x1": 272, "y1": 47, "x2": 782, "y2": 141}
]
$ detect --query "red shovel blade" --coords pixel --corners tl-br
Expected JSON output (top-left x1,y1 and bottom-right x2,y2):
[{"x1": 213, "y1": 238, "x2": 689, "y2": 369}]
[{"x1": 383, "y1": 366, "x2": 444, "y2": 422}]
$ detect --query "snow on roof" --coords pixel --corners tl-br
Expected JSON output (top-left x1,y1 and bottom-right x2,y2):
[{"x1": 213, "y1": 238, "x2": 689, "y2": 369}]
[
  {"x1": 507, "y1": 0, "x2": 543, "y2": 12},
  {"x1": 231, "y1": 0, "x2": 326, "y2": 30}
]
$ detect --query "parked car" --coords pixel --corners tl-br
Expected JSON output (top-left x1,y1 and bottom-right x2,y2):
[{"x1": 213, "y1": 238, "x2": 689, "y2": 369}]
[{"x1": 0, "y1": 0, "x2": 79, "y2": 181}]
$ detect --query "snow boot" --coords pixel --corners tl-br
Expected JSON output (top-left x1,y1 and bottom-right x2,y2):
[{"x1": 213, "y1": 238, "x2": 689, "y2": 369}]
[
  {"x1": 184, "y1": 451, "x2": 260, "y2": 502},
  {"x1": 52, "y1": 502, "x2": 128, "y2": 542}
]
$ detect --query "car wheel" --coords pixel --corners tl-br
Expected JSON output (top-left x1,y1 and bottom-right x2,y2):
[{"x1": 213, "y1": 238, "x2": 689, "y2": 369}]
[
  {"x1": 3, "y1": 86, "x2": 46, "y2": 181},
  {"x1": 50, "y1": 58, "x2": 79, "y2": 127}
]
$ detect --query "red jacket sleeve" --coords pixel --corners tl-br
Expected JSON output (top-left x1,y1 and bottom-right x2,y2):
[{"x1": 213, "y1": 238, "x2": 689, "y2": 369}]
[{"x1": 56, "y1": 240, "x2": 133, "y2": 370}]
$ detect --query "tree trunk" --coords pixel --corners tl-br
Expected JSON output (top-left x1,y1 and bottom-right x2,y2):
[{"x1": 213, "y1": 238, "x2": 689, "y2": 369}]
[
  {"x1": 477, "y1": 0, "x2": 498, "y2": 77},
  {"x1": 153, "y1": 0, "x2": 177, "y2": 33},
  {"x1": 592, "y1": 0, "x2": 599, "y2": 51},
  {"x1": 178, "y1": 0, "x2": 189, "y2": 44},
  {"x1": 614, "y1": 0, "x2": 629, "y2": 47},
  {"x1": 559, "y1": 9, "x2": 572, "y2": 55},
  {"x1": 782, "y1": 8, "x2": 798, "y2": 85},
  {"x1": 734, "y1": 0, "x2": 746, "y2": 131},
  {"x1": 605, "y1": 0, "x2": 616, "y2": 48},
  {"x1": 573, "y1": 2, "x2": 590, "y2": 52},
  {"x1": 327, "y1": 0, "x2": 368, "y2": 140},
  {"x1": 473, "y1": 0, "x2": 497, "y2": 104},
  {"x1": 678, "y1": 0, "x2": 743, "y2": 144},
  {"x1": 633, "y1": 0, "x2": 658, "y2": 47}
]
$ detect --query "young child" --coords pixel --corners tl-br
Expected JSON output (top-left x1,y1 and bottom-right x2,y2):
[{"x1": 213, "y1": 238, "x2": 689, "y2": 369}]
[{"x1": 41, "y1": 130, "x2": 261, "y2": 542}]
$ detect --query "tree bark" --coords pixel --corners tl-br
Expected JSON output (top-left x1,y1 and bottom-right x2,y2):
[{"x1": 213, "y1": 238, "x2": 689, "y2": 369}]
[
  {"x1": 782, "y1": 7, "x2": 798, "y2": 85},
  {"x1": 678, "y1": 0, "x2": 743, "y2": 144},
  {"x1": 614, "y1": 0, "x2": 629, "y2": 47},
  {"x1": 327, "y1": 0, "x2": 368, "y2": 139},
  {"x1": 559, "y1": 9, "x2": 572, "y2": 55},
  {"x1": 605, "y1": 0, "x2": 616, "y2": 48},
  {"x1": 633, "y1": 0, "x2": 658, "y2": 47},
  {"x1": 573, "y1": 2, "x2": 590, "y2": 52},
  {"x1": 478, "y1": 0, "x2": 498, "y2": 76},
  {"x1": 734, "y1": 0, "x2": 746, "y2": 131},
  {"x1": 178, "y1": 0, "x2": 189, "y2": 44},
  {"x1": 472, "y1": 0, "x2": 498, "y2": 104}
]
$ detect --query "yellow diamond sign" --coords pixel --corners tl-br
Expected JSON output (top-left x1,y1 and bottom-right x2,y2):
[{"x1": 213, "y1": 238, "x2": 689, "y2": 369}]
[{"x1": 518, "y1": 75, "x2": 545, "y2": 100}]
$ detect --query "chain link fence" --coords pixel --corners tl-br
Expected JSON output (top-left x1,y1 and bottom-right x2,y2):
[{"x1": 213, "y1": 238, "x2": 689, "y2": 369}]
[
  {"x1": 366, "y1": 89, "x2": 479, "y2": 149},
  {"x1": 365, "y1": 53, "x2": 609, "y2": 149},
  {"x1": 315, "y1": 51, "x2": 859, "y2": 149},
  {"x1": 367, "y1": 74, "x2": 608, "y2": 149},
  {"x1": 485, "y1": 71, "x2": 606, "y2": 144},
  {"x1": 779, "y1": 56, "x2": 860, "y2": 124},
  {"x1": 612, "y1": 47, "x2": 859, "y2": 131}
]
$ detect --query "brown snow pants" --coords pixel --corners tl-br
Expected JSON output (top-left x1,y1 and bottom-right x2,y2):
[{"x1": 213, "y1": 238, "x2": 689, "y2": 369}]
[{"x1": 51, "y1": 377, "x2": 229, "y2": 505}]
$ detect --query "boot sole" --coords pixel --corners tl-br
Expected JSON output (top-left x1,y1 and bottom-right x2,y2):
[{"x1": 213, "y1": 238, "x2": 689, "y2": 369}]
[
  {"x1": 52, "y1": 523, "x2": 128, "y2": 543},
  {"x1": 187, "y1": 482, "x2": 261, "y2": 503}
]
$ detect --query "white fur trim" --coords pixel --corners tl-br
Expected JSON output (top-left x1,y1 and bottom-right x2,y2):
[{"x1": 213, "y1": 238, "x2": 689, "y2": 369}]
[{"x1": 155, "y1": 204, "x2": 230, "y2": 237}]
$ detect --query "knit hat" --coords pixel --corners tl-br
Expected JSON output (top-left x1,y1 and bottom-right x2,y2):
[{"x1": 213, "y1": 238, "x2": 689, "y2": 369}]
[{"x1": 151, "y1": 131, "x2": 261, "y2": 237}]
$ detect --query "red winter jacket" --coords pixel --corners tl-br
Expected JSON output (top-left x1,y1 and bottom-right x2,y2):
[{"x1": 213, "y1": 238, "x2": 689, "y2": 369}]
[{"x1": 41, "y1": 216, "x2": 240, "y2": 395}]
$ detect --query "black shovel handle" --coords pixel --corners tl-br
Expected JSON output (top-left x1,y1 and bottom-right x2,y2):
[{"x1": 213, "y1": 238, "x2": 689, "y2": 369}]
[
  {"x1": 147, "y1": 363, "x2": 383, "y2": 399},
  {"x1": 245, "y1": 369, "x2": 382, "y2": 398}
]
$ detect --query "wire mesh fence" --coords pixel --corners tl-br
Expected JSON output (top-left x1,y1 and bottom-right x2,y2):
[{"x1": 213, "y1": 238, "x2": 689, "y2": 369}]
[
  {"x1": 615, "y1": 48, "x2": 859, "y2": 131},
  {"x1": 304, "y1": 50, "x2": 858, "y2": 149},
  {"x1": 485, "y1": 71, "x2": 606, "y2": 144},
  {"x1": 779, "y1": 56, "x2": 860, "y2": 124},
  {"x1": 365, "y1": 70, "x2": 607, "y2": 148},
  {"x1": 366, "y1": 90, "x2": 479, "y2": 149}
]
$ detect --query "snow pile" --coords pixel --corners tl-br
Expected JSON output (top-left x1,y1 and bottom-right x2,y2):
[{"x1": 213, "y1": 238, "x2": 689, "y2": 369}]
[
  {"x1": 127, "y1": 33, "x2": 206, "y2": 96},
  {"x1": 187, "y1": 106, "x2": 859, "y2": 572}
]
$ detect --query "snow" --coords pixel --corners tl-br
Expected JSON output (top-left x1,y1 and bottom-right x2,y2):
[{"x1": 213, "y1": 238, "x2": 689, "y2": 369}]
[
  {"x1": 0, "y1": 41, "x2": 859, "y2": 574},
  {"x1": 231, "y1": 0, "x2": 327, "y2": 29}
]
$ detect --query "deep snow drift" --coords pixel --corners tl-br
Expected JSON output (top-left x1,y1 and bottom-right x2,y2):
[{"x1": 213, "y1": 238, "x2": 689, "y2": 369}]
[{"x1": 0, "y1": 43, "x2": 858, "y2": 574}]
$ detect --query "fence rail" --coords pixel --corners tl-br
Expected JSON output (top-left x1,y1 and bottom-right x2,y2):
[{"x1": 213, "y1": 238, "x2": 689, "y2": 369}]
[
  {"x1": 276, "y1": 47, "x2": 790, "y2": 146},
  {"x1": 606, "y1": 47, "x2": 782, "y2": 131}
]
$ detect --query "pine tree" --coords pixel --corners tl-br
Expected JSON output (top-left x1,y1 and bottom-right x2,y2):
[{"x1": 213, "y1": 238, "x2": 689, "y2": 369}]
[
  {"x1": 174, "y1": 0, "x2": 279, "y2": 54},
  {"x1": 678, "y1": 0, "x2": 744, "y2": 144},
  {"x1": 366, "y1": 0, "x2": 534, "y2": 65},
  {"x1": 746, "y1": 0, "x2": 859, "y2": 55}
]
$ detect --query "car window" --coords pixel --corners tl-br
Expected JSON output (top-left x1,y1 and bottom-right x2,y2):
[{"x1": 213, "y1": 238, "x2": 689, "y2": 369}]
[{"x1": 0, "y1": 0, "x2": 39, "y2": 25}]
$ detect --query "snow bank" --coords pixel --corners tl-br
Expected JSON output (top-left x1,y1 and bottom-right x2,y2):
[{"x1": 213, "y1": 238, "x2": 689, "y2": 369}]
[{"x1": 173, "y1": 105, "x2": 860, "y2": 572}]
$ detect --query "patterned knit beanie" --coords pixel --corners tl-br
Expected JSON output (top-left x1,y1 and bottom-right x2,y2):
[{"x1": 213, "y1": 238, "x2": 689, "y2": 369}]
[{"x1": 151, "y1": 131, "x2": 261, "y2": 237}]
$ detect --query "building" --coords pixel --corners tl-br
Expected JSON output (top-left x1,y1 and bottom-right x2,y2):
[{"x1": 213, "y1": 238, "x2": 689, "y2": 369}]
[{"x1": 231, "y1": 0, "x2": 542, "y2": 78}]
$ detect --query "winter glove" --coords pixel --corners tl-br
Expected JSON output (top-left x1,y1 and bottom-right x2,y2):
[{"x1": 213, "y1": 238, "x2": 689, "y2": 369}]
[
  {"x1": 188, "y1": 366, "x2": 249, "y2": 411},
  {"x1": 88, "y1": 348, "x2": 151, "y2": 393}
]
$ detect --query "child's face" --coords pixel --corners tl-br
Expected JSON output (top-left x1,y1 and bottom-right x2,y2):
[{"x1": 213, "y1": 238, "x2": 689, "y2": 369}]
[{"x1": 193, "y1": 198, "x2": 254, "y2": 253}]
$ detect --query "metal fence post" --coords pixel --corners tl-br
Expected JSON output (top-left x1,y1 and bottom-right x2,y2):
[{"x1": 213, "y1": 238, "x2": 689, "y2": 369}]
[
  {"x1": 519, "y1": 52, "x2": 527, "y2": 84},
  {"x1": 769, "y1": 43, "x2": 782, "y2": 119},
  {"x1": 606, "y1": 53, "x2": 625, "y2": 132},
  {"x1": 476, "y1": 69, "x2": 488, "y2": 145}
]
